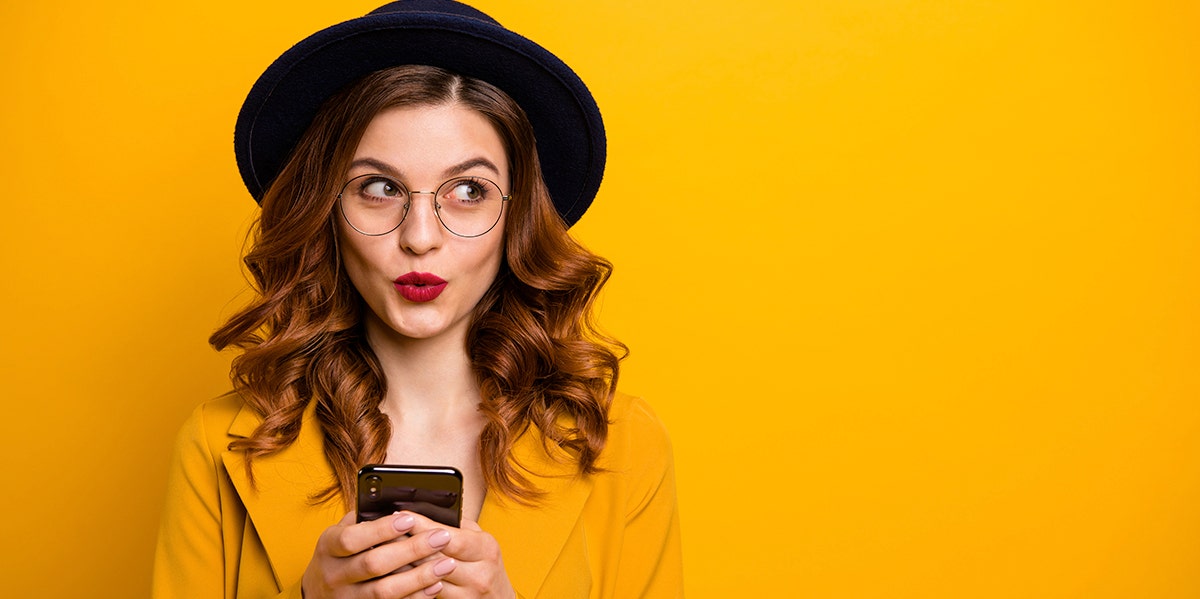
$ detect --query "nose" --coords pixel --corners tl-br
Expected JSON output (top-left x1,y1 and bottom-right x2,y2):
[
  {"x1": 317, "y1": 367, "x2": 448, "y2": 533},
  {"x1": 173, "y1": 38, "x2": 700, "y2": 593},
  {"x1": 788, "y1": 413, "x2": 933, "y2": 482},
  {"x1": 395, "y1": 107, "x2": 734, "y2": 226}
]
[{"x1": 396, "y1": 191, "x2": 445, "y2": 254}]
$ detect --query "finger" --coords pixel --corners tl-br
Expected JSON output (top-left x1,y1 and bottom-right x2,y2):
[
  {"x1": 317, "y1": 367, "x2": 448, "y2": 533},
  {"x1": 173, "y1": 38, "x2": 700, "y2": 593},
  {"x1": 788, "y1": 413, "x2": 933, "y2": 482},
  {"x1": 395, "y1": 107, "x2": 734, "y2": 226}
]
[
  {"x1": 325, "y1": 512, "x2": 416, "y2": 558},
  {"x1": 372, "y1": 554, "x2": 458, "y2": 599},
  {"x1": 344, "y1": 527, "x2": 454, "y2": 581},
  {"x1": 398, "y1": 580, "x2": 443, "y2": 599},
  {"x1": 435, "y1": 555, "x2": 506, "y2": 599},
  {"x1": 405, "y1": 512, "x2": 494, "y2": 561},
  {"x1": 407, "y1": 514, "x2": 491, "y2": 562},
  {"x1": 405, "y1": 510, "x2": 450, "y2": 532}
]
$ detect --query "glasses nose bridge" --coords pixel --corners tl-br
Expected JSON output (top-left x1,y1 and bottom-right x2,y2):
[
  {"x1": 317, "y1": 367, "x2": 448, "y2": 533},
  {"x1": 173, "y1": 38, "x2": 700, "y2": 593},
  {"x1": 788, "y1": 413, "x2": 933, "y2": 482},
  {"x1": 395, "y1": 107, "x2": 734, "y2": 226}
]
[
  {"x1": 398, "y1": 188, "x2": 446, "y2": 234},
  {"x1": 405, "y1": 188, "x2": 441, "y2": 210},
  {"x1": 405, "y1": 187, "x2": 441, "y2": 215}
]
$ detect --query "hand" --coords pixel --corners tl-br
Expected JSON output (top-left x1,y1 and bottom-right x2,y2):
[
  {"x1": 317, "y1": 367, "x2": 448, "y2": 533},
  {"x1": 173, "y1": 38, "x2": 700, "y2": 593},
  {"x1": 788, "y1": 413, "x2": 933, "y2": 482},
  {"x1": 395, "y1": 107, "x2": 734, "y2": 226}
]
[
  {"x1": 301, "y1": 511, "x2": 460, "y2": 598},
  {"x1": 407, "y1": 513, "x2": 516, "y2": 598}
]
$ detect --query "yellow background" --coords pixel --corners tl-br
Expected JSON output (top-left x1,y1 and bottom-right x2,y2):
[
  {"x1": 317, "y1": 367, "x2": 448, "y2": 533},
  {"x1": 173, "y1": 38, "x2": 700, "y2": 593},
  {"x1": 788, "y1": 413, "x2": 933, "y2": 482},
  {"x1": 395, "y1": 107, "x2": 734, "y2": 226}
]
[{"x1": 1, "y1": 0, "x2": 1197, "y2": 596}]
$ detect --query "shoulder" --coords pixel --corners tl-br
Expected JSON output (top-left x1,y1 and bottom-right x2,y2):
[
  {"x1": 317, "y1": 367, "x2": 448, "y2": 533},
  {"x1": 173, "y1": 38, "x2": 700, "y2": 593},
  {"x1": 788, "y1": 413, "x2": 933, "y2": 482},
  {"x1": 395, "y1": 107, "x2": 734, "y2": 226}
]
[
  {"x1": 599, "y1": 392, "x2": 675, "y2": 493},
  {"x1": 192, "y1": 391, "x2": 249, "y2": 424},
  {"x1": 572, "y1": 391, "x2": 680, "y2": 532},
  {"x1": 171, "y1": 392, "x2": 253, "y2": 462},
  {"x1": 605, "y1": 392, "x2": 673, "y2": 457}
]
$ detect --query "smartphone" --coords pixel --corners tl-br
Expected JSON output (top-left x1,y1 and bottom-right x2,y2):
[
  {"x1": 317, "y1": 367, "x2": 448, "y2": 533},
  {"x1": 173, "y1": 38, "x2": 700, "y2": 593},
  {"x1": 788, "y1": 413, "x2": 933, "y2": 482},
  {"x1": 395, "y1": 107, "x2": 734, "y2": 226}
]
[{"x1": 356, "y1": 464, "x2": 464, "y2": 527}]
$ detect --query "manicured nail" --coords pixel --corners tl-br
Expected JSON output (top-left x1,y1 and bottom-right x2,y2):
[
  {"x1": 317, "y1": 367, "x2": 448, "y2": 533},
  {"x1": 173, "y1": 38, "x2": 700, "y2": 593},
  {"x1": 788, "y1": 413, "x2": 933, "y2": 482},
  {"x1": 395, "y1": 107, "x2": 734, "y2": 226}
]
[
  {"x1": 423, "y1": 581, "x2": 444, "y2": 596},
  {"x1": 432, "y1": 558, "x2": 457, "y2": 577},
  {"x1": 428, "y1": 529, "x2": 451, "y2": 549},
  {"x1": 393, "y1": 514, "x2": 415, "y2": 531}
]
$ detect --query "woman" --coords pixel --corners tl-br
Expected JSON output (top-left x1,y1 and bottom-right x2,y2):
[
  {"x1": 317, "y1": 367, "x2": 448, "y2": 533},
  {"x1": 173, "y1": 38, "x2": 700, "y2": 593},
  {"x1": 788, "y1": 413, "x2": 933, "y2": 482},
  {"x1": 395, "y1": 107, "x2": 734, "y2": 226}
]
[{"x1": 152, "y1": 2, "x2": 682, "y2": 598}]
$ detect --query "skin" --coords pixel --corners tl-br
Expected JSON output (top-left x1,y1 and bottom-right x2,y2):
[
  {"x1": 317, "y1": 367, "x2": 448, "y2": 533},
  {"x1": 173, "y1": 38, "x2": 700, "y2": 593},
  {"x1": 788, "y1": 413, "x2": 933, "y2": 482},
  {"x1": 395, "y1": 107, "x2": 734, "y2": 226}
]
[{"x1": 302, "y1": 103, "x2": 516, "y2": 598}]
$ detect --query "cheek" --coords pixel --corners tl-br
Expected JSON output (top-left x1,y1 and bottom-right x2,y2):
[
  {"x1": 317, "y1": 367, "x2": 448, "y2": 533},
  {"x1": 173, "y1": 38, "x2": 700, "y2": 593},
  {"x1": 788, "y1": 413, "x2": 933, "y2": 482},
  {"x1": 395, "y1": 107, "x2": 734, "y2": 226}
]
[
  {"x1": 478, "y1": 230, "x2": 507, "y2": 280},
  {"x1": 336, "y1": 230, "x2": 380, "y2": 293}
]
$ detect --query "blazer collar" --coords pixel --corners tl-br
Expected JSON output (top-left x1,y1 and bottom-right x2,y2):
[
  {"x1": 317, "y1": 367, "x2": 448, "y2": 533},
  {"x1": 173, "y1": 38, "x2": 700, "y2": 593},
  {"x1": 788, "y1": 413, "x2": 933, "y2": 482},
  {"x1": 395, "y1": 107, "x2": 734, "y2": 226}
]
[
  {"x1": 222, "y1": 401, "x2": 593, "y2": 598},
  {"x1": 221, "y1": 400, "x2": 344, "y2": 589}
]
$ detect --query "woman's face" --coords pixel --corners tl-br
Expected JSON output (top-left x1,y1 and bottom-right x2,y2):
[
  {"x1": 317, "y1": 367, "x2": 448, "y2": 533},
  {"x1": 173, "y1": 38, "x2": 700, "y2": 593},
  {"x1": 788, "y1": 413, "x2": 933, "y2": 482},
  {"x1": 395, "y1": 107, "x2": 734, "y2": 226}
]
[{"x1": 338, "y1": 103, "x2": 509, "y2": 345}]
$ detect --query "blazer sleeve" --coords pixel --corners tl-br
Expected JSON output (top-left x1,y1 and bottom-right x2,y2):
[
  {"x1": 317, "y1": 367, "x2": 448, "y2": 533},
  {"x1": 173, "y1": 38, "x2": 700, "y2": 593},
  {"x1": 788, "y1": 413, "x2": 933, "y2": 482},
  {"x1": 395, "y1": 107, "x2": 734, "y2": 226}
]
[
  {"x1": 612, "y1": 397, "x2": 685, "y2": 598},
  {"x1": 152, "y1": 400, "x2": 306, "y2": 599},
  {"x1": 153, "y1": 401, "x2": 228, "y2": 598}
]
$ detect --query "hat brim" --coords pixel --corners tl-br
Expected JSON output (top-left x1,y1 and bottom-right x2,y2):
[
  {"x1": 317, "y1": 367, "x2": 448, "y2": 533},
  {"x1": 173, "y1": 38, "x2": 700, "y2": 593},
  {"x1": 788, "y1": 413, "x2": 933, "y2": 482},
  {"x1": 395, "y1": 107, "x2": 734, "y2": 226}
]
[{"x1": 234, "y1": 10, "x2": 605, "y2": 227}]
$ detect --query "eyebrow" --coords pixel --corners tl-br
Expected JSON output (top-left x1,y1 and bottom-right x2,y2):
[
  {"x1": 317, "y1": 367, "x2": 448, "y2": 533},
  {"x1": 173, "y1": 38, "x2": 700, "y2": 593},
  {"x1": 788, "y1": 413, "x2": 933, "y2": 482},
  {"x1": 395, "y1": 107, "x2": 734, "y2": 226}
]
[{"x1": 348, "y1": 156, "x2": 504, "y2": 181}]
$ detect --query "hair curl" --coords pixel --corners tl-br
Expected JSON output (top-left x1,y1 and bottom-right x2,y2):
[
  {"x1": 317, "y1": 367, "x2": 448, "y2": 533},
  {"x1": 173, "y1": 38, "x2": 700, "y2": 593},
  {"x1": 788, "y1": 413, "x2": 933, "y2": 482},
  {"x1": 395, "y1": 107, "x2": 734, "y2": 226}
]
[{"x1": 210, "y1": 66, "x2": 625, "y2": 508}]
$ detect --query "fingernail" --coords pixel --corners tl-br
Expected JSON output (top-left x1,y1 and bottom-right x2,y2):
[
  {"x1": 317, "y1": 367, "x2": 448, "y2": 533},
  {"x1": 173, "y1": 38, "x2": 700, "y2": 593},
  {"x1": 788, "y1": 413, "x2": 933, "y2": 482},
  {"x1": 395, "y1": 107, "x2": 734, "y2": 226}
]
[
  {"x1": 393, "y1": 514, "x2": 415, "y2": 531},
  {"x1": 433, "y1": 558, "x2": 457, "y2": 577},
  {"x1": 423, "y1": 581, "x2": 444, "y2": 596},
  {"x1": 428, "y1": 529, "x2": 451, "y2": 549}
]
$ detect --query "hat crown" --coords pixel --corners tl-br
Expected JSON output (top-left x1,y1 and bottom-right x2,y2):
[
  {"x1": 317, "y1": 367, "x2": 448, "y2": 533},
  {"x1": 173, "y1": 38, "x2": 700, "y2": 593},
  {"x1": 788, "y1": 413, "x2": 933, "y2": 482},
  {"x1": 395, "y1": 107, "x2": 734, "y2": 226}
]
[{"x1": 367, "y1": 0, "x2": 498, "y2": 25}]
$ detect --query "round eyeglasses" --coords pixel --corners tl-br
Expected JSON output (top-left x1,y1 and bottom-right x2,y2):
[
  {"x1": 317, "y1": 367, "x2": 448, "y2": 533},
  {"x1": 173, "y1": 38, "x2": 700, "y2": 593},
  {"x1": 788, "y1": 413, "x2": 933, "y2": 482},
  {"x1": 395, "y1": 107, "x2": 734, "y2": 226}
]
[{"x1": 337, "y1": 173, "x2": 511, "y2": 238}]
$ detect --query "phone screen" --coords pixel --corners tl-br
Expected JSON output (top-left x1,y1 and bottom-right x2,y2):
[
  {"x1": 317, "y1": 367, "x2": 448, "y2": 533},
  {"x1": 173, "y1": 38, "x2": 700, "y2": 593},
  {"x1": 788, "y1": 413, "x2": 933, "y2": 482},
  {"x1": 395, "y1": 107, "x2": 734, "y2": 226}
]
[{"x1": 356, "y1": 465, "x2": 463, "y2": 527}]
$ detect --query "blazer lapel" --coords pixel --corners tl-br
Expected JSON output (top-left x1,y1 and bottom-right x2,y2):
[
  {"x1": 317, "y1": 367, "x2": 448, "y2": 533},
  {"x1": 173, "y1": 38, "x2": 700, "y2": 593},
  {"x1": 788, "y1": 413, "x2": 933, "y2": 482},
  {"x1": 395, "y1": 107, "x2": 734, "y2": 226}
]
[
  {"x1": 222, "y1": 401, "x2": 345, "y2": 590},
  {"x1": 480, "y1": 427, "x2": 594, "y2": 598}
]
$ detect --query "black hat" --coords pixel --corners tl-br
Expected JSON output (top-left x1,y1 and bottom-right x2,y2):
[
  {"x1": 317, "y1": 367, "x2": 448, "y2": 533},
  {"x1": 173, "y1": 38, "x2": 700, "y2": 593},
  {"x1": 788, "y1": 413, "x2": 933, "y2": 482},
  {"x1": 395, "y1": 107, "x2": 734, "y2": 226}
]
[{"x1": 234, "y1": 0, "x2": 605, "y2": 227}]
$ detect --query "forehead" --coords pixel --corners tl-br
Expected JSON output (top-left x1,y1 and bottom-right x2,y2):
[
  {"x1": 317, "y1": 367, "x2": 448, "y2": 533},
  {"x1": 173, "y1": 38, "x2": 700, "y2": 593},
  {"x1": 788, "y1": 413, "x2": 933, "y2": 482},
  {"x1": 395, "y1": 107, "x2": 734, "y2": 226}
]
[{"x1": 353, "y1": 103, "x2": 508, "y2": 182}]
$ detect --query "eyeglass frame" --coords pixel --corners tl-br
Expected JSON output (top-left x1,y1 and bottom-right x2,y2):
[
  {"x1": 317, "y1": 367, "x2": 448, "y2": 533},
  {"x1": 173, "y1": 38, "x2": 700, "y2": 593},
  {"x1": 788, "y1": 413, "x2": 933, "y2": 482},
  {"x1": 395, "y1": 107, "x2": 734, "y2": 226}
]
[{"x1": 336, "y1": 173, "x2": 513, "y2": 239}]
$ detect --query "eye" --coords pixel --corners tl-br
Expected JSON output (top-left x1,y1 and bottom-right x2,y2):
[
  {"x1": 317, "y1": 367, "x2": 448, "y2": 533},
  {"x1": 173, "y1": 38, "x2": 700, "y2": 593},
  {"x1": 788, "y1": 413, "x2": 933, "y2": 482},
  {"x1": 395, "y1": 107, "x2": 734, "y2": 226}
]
[
  {"x1": 445, "y1": 179, "x2": 488, "y2": 204},
  {"x1": 359, "y1": 176, "x2": 405, "y2": 199}
]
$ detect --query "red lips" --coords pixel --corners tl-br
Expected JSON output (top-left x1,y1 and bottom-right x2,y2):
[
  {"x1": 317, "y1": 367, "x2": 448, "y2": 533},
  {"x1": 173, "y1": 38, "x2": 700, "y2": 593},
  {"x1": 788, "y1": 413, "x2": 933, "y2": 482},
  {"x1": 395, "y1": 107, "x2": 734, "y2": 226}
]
[{"x1": 393, "y1": 272, "x2": 447, "y2": 302}]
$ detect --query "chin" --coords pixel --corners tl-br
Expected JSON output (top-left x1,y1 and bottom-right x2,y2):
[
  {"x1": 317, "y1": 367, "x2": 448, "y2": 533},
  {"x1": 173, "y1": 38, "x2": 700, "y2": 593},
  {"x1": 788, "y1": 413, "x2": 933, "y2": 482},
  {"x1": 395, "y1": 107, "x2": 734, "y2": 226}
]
[{"x1": 382, "y1": 311, "x2": 464, "y2": 342}]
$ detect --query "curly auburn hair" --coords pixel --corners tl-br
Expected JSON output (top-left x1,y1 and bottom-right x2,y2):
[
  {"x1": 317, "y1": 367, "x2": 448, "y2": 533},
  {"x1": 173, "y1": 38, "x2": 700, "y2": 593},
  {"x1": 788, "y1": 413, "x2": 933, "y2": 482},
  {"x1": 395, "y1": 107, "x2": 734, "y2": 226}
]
[{"x1": 210, "y1": 65, "x2": 625, "y2": 508}]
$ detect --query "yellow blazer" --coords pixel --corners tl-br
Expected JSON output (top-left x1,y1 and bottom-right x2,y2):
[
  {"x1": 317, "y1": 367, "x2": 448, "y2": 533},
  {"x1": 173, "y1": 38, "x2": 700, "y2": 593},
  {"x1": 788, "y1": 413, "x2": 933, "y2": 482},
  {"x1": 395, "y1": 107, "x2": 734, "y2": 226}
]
[{"x1": 152, "y1": 391, "x2": 683, "y2": 598}]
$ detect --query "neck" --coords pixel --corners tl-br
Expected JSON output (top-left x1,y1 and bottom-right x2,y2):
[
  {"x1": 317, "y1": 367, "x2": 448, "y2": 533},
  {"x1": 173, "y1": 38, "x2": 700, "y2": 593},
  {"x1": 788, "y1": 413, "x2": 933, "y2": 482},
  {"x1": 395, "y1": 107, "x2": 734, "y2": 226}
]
[{"x1": 364, "y1": 314, "x2": 481, "y2": 423}]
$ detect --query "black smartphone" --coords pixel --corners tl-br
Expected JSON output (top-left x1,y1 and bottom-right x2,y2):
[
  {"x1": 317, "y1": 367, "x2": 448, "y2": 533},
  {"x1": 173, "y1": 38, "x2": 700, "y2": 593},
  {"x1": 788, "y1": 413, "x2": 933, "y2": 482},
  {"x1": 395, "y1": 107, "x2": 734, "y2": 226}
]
[{"x1": 356, "y1": 464, "x2": 464, "y2": 527}]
